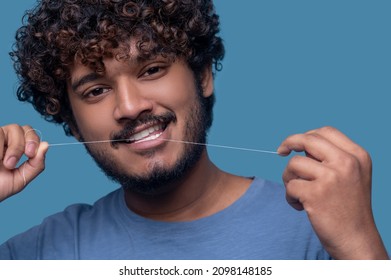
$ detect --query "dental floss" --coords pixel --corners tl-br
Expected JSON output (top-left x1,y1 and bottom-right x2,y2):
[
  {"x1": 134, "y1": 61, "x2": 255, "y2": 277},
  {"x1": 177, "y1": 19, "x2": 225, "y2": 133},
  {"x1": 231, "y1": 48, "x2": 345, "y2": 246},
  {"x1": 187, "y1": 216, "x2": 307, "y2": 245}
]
[
  {"x1": 48, "y1": 138, "x2": 278, "y2": 154},
  {"x1": 25, "y1": 129, "x2": 278, "y2": 154},
  {"x1": 18, "y1": 128, "x2": 278, "y2": 185}
]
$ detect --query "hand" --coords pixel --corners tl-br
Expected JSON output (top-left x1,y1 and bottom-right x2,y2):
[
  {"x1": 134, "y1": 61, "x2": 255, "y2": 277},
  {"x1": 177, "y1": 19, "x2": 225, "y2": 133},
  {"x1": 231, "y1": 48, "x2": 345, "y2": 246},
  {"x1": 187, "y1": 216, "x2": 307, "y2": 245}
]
[
  {"x1": 278, "y1": 126, "x2": 388, "y2": 259},
  {"x1": 0, "y1": 124, "x2": 49, "y2": 202}
]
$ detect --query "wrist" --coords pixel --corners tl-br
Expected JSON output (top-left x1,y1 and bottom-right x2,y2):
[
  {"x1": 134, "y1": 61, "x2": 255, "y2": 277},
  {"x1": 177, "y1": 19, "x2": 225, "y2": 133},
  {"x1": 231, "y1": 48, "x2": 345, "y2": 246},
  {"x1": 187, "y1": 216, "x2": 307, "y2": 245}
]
[{"x1": 330, "y1": 228, "x2": 389, "y2": 260}]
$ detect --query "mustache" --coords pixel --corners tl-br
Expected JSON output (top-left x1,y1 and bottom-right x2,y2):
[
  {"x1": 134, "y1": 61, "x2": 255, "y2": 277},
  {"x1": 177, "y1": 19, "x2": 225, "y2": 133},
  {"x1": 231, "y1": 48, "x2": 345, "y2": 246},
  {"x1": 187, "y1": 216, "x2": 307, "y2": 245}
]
[{"x1": 110, "y1": 112, "x2": 176, "y2": 147}]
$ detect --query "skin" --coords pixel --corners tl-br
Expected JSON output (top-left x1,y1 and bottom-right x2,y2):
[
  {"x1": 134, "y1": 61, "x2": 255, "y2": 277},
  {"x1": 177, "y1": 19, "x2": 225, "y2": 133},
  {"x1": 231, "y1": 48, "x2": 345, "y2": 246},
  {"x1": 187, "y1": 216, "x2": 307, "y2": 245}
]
[
  {"x1": 278, "y1": 126, "x2": 388, "y2": 259},
  {"x1": 0, "y1": 54, "x2": 388, "y2": 259},
  {"x1": 0, "y1": 125, "x2": 48, "y2": 202},
  {"x1": 66, "y1": 52, "x2": 252, "y2": 220},
  {"x1": 67, "y1": 55, "x2": 207, "y2": 186}
]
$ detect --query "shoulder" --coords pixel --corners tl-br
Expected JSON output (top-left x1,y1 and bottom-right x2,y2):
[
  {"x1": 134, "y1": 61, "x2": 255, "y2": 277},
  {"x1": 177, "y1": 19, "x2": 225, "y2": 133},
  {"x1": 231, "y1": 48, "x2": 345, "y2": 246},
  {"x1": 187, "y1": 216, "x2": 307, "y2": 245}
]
[
  {"x1": 39, "y1": 187, "x2": 122, "y2": 229},
  {"x1": 236, "y1": 177, "x2": 330, "y2": 259},
  {"x1": 245, "y1": 177, "x2": 290, "y2": 208},
  {"x1": 0, "y1": 188, "x2": 122, "y2": 259},
  {"x1": 246, "y1": 177, "x2": 307, "y2": 221}
]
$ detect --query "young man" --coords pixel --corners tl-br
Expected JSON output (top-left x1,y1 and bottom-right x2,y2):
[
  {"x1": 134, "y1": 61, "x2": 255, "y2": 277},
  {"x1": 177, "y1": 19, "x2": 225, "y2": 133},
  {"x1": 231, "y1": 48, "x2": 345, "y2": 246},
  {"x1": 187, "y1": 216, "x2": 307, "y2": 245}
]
[{"x1": 0, "y1": 0, "x2": 388, "y2": 259}]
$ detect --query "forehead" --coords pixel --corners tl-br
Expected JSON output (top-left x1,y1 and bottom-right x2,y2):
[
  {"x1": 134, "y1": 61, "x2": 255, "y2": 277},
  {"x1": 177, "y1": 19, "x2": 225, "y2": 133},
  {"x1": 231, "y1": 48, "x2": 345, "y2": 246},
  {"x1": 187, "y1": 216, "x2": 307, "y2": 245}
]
[
  {"x1": 68, "y1": 38, "x2": 175, "y2": 77},
  {"x1": 69, "y1": 46, "x2": 143, "y2": 79},
  {"x1": 67, "y1": 49, "x2": 179, "y2": 93}
]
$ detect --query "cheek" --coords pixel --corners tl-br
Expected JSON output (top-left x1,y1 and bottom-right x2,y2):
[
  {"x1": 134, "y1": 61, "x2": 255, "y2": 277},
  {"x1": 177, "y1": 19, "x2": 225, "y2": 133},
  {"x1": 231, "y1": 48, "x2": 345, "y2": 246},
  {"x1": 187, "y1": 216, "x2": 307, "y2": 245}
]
[
  {"x1": 148, "y1": 74, "x2": 197, "y2": 111},
  {"x1": 70, "y1": 99, "x2": 115, "y2": 141},
  {"x1": 144, "y1": 61, "x2": 198, "y2": 109}
]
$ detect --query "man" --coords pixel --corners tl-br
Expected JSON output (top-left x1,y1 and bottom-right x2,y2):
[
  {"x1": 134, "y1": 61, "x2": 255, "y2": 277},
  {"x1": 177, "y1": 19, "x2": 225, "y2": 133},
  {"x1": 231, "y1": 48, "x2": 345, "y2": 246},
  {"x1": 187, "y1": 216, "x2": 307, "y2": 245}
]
[{"x1": 0, "y1": 0, "x2": 388, "y2": 259}]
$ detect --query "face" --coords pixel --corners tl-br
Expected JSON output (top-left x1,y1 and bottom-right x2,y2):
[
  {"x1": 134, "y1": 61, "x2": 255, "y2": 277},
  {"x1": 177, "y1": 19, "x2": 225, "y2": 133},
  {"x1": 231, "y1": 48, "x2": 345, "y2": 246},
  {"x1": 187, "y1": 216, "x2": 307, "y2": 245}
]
[{"x1": 66, "y1": 52, "x2": 214, "y2": 195}]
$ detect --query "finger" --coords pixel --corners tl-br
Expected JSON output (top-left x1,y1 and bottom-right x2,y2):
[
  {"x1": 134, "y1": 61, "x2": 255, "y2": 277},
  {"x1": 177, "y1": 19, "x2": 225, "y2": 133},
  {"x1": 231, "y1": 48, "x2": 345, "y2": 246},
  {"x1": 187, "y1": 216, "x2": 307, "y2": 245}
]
[
  {"x1": 22, "y1": 125, "x2": 41, "y2": 158},
  {"x1": 286, "y1": 193, "x2": 304, "y2": 211},
  {"x1": 307, "y1": 126, "x2": 371, "y2": 164},
  {"x1": 284, "y1": 179, "x2": 312, "y2": 211},
  {"x1": 282, "y1": 155, "x2": 325, "y2": 185},
  {"x1": 15, "y1": 141, "x2": 49, "y2": 189},
  {"x1": 2, "y1": 124, "x2": 26, "y2": 169},
  {"x1": 277, "y1": 131, "x2": 347, "y2": 163},
  {"x1": 0, "y1": 127, "x2": 5, "y2": 162},
  {"x1": 306, "y1": 126, "x2": 364, "y2": 156}
]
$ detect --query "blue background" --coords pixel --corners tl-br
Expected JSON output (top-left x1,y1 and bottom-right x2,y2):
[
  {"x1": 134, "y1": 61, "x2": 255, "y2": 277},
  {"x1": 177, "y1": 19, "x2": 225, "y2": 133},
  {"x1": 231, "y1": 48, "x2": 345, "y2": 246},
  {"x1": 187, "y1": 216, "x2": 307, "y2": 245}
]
[{"x1": 1, "y1": 0, "x2": 390, "y2": 254}]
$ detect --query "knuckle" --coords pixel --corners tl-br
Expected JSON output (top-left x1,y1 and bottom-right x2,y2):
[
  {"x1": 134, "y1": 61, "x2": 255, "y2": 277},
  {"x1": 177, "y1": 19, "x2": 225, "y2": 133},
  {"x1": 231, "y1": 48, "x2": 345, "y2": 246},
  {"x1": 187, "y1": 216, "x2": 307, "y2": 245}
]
[
  {"x1": 282, "y1": 167, "x2": 300, "y2": 186},
  {"x1": 310, "y1": 126, "x2": 338, "y2": 139},
  {"x1": 5, "y1": 123, "x2": 21, "y2": 131},
  {"x1": 304, "y1": 132, "x2": 320, "y2": 141},
  {"x1": 305, "y1": 126, "x2": 336, "y2": 135},
  {"x1": 284, "y1": 179, "x2": 296, "y2": 194},
  {"x1": 282, "y1": 171, "x2": 292, "y2": 185},
  {"x1": 356, "y1": 147, "x2": 372, "y2": 165},
  {"x1": 288, "y1": 155, "x2": 302, "y2": 166},
  {"x1": 342, "y1": 155, "x2": 360, "y2": 171},
  {"x1": 323, "y1": 169, "x2": 339, "y2": 186},
  {"x1": 302, "y1": 133, "x2": 321, "y2": 146},
  {"x1": 282, "y1": 168, "x2": 290, "y2": 184},
  {"x1": 319, "y1": 126, "x2": 335, "y2": 133},
  {"x1": 23, "y1": 125, "x2": 40, "y2": 140},
  {"x1": 3, "y1": 124, "x2": 24, "y2": 140},
  {"x1": 22, "y1": 125, "x2": 33, "y2": 130}
]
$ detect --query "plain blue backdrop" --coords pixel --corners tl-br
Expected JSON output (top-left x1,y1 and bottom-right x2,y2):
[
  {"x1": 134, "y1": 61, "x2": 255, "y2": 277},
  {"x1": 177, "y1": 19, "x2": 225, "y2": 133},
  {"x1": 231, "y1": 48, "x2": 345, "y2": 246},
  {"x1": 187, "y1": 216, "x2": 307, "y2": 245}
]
[{"x1": 1, "y1": 0, "x2": 390, "y2": 254}]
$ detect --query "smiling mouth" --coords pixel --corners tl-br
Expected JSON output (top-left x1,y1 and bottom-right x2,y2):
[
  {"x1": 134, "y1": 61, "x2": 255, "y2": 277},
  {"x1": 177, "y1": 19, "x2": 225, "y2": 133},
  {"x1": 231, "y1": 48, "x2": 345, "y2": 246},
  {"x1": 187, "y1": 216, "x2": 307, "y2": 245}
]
[{"x1": 122, "y1": 123, "x2": 167, "y2": 144}]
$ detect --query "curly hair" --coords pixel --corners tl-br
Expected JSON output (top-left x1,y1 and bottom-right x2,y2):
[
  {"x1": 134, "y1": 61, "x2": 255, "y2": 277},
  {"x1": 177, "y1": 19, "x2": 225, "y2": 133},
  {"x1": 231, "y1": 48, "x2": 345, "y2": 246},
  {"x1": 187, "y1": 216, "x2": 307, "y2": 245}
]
[{"x1": 11, "y1": 0, "x2": 225, "y2": 136}]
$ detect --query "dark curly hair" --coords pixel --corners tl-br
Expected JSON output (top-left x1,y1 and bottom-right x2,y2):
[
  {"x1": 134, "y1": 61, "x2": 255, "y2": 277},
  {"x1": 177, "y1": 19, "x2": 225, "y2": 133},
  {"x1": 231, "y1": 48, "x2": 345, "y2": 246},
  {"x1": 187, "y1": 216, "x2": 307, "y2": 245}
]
[{"x1": 11, "y1": 0, "x2": 225, "y2": 136}]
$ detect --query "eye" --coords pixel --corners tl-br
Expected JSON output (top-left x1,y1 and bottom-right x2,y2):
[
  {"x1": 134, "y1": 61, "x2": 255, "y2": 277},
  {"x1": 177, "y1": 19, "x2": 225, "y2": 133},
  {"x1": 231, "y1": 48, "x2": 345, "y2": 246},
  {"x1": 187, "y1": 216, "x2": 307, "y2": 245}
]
[
  {"x1": 83, "y1": 87, "x2": 111, "y2": 99},
  {"x1": 143, "y1": 66, "x2": 161, "y2": 77},
  {"x1": 140, "y1": 63, "x2": 169, "y2": 79}
]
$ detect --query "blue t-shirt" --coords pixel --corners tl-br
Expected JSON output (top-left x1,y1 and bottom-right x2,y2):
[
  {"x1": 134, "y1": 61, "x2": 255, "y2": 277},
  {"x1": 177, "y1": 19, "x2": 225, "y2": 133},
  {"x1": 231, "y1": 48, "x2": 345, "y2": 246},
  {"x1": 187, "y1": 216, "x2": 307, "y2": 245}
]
[{"x1": 0, "y1": 177, "x2": 330, "y2": 259}]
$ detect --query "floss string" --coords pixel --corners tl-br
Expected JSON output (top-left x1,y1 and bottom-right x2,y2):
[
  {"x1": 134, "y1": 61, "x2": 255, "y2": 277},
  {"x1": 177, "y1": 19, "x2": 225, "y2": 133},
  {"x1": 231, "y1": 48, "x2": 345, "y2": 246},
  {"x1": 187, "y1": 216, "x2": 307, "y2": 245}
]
[
  {"x1": 28, "y1": 129, "x2": 278, "y2": 154},
  {"x1": 18, "y1": 128, "x2": 278, "y2": 186},
  {"x1": 48, "y1": 138, "x2": 278, "y2": 154}
]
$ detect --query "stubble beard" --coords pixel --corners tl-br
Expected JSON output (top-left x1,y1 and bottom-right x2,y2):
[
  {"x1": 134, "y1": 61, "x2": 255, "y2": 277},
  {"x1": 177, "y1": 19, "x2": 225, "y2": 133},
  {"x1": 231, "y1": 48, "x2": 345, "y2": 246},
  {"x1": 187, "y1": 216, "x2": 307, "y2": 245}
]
[{"x1": 81, "y1": 82, "x2": 209, "y2": 195}]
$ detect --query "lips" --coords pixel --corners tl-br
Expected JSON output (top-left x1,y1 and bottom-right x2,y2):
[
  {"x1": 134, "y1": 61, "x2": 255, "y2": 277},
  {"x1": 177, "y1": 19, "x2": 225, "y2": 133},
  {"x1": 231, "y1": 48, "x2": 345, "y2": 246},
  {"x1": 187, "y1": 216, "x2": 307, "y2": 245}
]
[
  {"x1": 111, "y1": 112, "x2": 176, "y2": 148},
  {"x1": 124, "y1": 123, "x2": 165, "y2": 144}
]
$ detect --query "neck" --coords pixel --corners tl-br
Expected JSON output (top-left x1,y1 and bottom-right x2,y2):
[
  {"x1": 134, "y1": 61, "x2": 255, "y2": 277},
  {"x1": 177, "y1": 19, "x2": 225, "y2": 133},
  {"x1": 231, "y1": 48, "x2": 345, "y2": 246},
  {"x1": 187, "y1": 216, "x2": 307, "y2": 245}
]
[{"x1": 123, "y1": 150, "x2": 252, "y2": 221}]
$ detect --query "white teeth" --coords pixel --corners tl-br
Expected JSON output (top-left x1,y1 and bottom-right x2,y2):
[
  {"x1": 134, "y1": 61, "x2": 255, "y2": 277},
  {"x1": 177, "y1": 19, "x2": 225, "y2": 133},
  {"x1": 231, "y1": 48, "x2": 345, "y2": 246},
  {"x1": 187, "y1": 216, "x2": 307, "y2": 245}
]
[
  {"x1": 127, "y1": 125, "x2": 163, "y2": 143},
  {"x1": 140, "y1": 130, "x2": 149, "y2": 138},
  {"x1": 137, "y1": 132, "x2": 163, "y2": 143}
]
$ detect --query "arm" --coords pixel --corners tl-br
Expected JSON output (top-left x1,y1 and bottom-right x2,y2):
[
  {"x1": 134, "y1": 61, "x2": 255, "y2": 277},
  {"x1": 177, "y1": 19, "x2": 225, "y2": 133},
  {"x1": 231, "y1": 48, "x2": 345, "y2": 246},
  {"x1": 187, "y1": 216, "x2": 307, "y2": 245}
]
[
  {"x1": 278, "y1": 126, "x2": 388, "y2": 259},
  {"x1": 0, "y1": 124, "x2": 48, "y2": 202}
]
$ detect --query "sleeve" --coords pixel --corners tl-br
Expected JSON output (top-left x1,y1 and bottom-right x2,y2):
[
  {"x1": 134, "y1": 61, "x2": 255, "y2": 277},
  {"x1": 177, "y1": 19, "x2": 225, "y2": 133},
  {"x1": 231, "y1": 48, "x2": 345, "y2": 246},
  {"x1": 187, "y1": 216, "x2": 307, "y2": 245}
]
[
  {"x1": 0, "y1": 242, "x2": 12, "y2": 259},
  {"x1": 0, "y1": 226, "x2": 41, "y2": 260},
  {"x1": 0, "y1": 203, "x2": 95, "y2": 260}
]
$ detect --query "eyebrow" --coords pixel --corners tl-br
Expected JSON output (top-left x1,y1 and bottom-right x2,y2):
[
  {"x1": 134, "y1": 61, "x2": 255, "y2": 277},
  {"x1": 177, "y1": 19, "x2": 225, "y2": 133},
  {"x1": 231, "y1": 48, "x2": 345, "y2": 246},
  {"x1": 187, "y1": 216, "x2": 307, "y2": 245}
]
[{"x1": 71, "y1": 72, "x2": 102, "y2": 92}]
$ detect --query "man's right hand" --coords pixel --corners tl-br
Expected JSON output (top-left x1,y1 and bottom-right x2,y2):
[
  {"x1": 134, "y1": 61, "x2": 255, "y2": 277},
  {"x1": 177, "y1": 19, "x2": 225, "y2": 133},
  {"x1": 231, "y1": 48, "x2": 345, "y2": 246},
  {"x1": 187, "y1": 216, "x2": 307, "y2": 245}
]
[{"x1": 0, "y1": 124, "x2": 48, "y2": 202}]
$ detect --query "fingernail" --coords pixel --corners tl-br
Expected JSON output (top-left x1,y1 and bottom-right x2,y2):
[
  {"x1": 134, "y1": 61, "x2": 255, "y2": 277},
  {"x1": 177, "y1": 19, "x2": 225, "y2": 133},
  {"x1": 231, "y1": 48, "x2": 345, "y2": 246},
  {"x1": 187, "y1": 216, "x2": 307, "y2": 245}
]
[
  {"x1": 277, "y1": 146, "x2": 289, "y2": 156},
  {"x1": 26, "y1": 141, "x2": 38, "y2": 155},
  {"x1": 6, "y1": 156, "x2": 18, "y2": 169}
]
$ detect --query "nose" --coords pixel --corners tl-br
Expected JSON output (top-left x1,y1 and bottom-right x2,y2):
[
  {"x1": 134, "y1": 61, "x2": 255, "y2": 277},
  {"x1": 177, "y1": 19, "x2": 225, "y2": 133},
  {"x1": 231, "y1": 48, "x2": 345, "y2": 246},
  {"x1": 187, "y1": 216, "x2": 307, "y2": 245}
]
[{"x1": 113, "y1": 78, "x2": 154, "y2": 121}]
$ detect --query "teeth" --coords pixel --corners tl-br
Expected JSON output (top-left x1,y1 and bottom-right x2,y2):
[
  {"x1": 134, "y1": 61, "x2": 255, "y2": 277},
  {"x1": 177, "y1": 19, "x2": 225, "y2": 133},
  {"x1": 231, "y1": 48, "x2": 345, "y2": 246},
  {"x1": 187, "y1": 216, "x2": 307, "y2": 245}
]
[
  {"x1": 127, "y1": 125, "x2": 163, "y2": 142},
  {"x1": 140, "y1": 130, "x2": 149, "y2": 138},
  {"x1": 137, "y1": 132, "x2": 163, "y2": 143}
]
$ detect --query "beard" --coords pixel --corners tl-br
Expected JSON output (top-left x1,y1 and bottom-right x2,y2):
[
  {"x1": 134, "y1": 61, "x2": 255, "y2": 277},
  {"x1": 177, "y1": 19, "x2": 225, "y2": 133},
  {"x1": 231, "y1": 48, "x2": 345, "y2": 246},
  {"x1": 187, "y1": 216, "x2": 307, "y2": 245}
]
[{"x1": 81, "y1": 80, "x2": 210, "y2": 195}]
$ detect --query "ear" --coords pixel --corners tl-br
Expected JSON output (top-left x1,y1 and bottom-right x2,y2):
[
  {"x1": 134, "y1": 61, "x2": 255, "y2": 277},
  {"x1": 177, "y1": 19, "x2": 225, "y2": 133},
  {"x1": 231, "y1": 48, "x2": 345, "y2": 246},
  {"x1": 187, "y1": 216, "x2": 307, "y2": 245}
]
[{"x1": 201, "y1": 65, "x2": 214, "y2": 98}]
